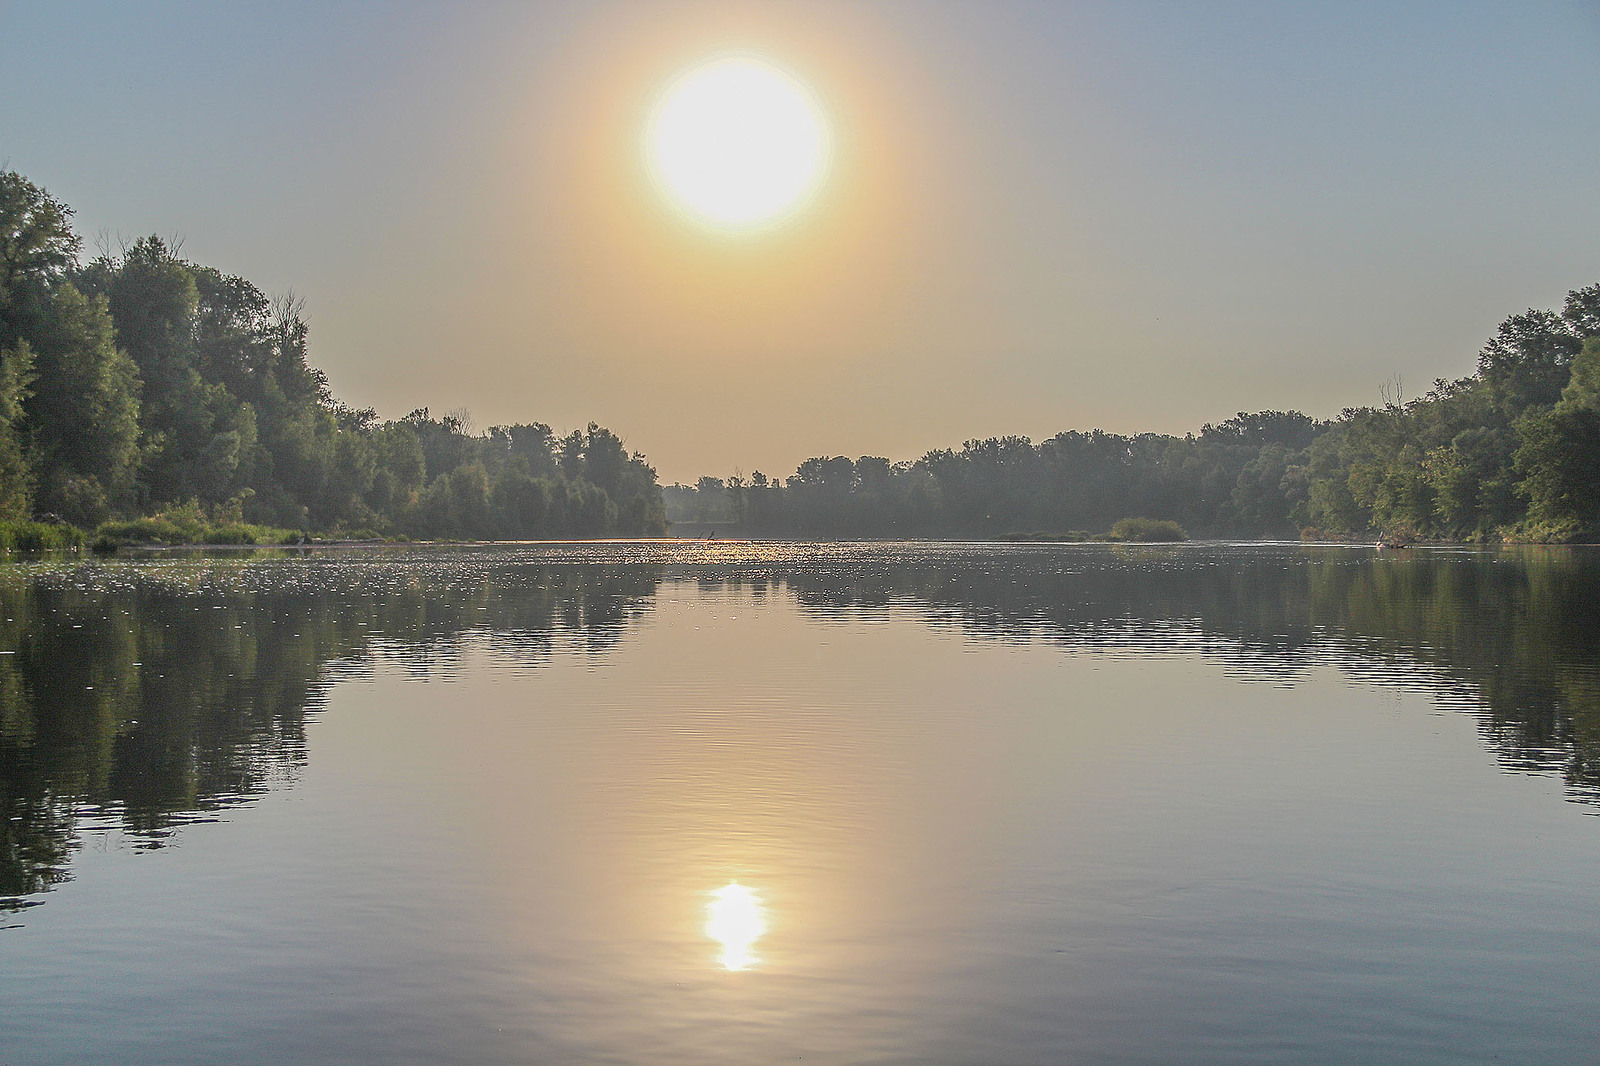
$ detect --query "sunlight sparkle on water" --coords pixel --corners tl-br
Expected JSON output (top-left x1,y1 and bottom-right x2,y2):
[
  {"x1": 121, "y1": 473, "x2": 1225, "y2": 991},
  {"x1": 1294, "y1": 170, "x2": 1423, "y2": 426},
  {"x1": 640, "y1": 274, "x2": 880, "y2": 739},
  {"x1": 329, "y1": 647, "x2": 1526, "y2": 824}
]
[{"x1": 707, "y1": 882, "x2": 767, "y2": 971}]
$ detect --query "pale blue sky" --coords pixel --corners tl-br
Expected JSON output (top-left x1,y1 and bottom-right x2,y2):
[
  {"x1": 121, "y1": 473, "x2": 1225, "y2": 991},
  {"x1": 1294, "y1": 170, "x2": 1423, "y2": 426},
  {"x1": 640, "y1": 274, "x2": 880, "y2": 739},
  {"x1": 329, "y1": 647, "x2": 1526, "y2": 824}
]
[{"x1": 3, "y1": 1, "x2": 1597, "y2": 479}]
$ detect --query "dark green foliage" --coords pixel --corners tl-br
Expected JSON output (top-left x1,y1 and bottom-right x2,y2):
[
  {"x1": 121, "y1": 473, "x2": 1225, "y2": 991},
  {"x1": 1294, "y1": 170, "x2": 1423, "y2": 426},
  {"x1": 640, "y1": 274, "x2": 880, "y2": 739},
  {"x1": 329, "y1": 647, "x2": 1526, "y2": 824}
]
[
  {"x1": 1295, "y1": 287, "x2": 1600, "y2": 541},
  {"x1": 997, "y1": 531, "x2": 1091, "y2": 542},
  {"x1": 93, "y1": 500, "x2": 296, "y2": 546},
  {"x1": 1107, "y1": 517, "x2": 1188, "y2": 542},
  {"x1": 392, "y1": 414, "x2": 664, "y2": 539},
  {"x1": 1511, "y1": 337, "x2": 1600, "y2": 539},
  {"x1": 0, "y1": 171, "x2": 80, "y2": 350},
  {"x1": 0, "y1": 520, "x2": 85, "y2": 552},
  {"x1": 0, "y1": 341, "x2": 36, "y2": 518},
  {"x1": 22, "y1": 283, "x2": 142, "y2": 523},
  {"x1": 669, "y1": 426, "x2": 1324, "y2": 538},
  {"x1": 0, "y1": 170, "x2": 667, "y2": 541}
]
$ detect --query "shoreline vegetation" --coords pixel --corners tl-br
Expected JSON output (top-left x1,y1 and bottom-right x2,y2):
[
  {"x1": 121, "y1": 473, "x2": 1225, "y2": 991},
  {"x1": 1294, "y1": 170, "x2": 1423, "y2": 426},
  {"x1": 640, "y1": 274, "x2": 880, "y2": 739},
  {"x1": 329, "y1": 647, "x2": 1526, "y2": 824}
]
[
  {"x1": 3, "y1": 515, "x2": 1199, "y2": 553},
  {"x1": 997, "y1": 518, "x2": 1190, "y2": 543},
  {"x1": 4, "y1": 168, "x2": 1600, "y2": 548},
  {"x1": 1, "y1": 170, "x2": 670, "y2": 547},
  {"x1": 662, "y1": 279, "x2": 1600, "y2": 543},
  {"x1": 663, "y1": 282, "x2": 1600, "y2": 542}
]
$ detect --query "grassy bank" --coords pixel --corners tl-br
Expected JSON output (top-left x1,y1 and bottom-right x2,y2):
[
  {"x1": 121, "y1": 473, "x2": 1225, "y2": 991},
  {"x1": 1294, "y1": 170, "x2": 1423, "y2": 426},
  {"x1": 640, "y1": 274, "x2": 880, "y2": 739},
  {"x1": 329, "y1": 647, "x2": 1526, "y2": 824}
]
[
  {"x1": 93, "y1": 506, "x2": 301, "y2": 549},
  {"x1": 0, "y1": 520, "x2": 87, "y2": 552}
]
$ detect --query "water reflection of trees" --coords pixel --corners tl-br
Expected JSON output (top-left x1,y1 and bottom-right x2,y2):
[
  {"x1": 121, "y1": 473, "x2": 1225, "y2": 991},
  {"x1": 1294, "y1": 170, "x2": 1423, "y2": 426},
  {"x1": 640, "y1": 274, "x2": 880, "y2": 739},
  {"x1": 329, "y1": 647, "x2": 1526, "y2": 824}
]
[
  {"x1": 7, "y1": 545, "x2": 1598, "y2": 913},
  {"x1": 774, "y1": 545, "x2": 1600, "y2": 807},
  {"x1": 0, "y1": 553, "x2": 661, "y2": 908}
]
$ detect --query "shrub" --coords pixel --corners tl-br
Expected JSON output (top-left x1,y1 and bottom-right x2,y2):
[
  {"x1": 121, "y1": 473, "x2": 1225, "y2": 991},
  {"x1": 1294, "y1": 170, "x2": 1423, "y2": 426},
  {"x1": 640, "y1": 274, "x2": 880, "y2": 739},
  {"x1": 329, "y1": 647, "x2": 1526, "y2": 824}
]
[
  {"x1": 0, "y1": 520, "x2": 86, "y2": 552},
  {"x1": 201, "y1": 523, "x2": 266, "y2": 545},
  {"x1": 1107, "y1": 517, "x2": 1188, "y2": 542},
  {"x1": 998, "y1": 531, "x2": 1091, "y2": 542},
  {"x1": 1501, "y1": 518, "x2": 1592, "y2": 543},
  {"x1": 95, "y1": 506, "x2": 299, "y2": 547}
]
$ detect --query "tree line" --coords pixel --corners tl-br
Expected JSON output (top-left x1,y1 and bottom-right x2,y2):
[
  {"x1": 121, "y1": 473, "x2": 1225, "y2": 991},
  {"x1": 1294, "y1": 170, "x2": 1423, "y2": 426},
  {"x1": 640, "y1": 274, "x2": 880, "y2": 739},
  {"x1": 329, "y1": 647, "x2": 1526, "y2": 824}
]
[
  {"x1": 668, "y1": 283, "x2": 1600, "y2": 541},
  {"x1": 0, "y1": 170, "x2": 667, "y2": 539},
  {"x1": 6, "y1": 166, "x2": 1597, "y2": 544}
]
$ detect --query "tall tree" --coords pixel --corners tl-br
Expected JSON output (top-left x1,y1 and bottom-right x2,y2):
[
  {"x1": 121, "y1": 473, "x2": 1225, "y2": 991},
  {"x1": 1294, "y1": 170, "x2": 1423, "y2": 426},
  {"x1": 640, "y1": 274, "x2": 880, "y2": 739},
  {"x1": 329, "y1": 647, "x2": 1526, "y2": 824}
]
[
  {"x1": 1515, "y1": 338, "x2": 1600, "y2": 536},
  {"x1": 0, "y1": 341, "x2": 36, "y2": 518},
  {"x1": 0, "y1": 170, "x2": 81, "y2": 351},
  {"x1": 23, "y1": 284, "x2": 142, "y2": 523}
]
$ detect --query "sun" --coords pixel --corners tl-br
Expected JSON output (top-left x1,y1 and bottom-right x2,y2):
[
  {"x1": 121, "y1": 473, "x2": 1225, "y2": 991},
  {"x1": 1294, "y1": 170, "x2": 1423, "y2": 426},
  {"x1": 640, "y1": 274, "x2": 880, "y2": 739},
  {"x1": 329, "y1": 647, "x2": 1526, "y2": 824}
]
[{"x1": 646, "y1": 55, "x2": 830, "y2": 231}]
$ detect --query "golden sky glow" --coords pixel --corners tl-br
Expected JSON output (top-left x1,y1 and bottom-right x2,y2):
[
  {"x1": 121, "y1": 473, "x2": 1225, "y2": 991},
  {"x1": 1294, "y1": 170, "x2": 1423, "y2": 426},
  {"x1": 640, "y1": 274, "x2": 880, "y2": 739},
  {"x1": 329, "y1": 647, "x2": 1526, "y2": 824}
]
[
  {"x1": 18, "y1": 3, "x2": 1598, "y2": 482},
  {"x1": 646, "y1": 55, "x2": 830, "y2": 230}
]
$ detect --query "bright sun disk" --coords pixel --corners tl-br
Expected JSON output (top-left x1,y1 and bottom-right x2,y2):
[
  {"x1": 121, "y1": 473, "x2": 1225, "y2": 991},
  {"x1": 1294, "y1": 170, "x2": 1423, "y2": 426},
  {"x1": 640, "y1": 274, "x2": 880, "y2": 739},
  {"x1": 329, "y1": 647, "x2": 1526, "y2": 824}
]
[{"x1": 646, "y1": 56, "x2": 830, "y2": 229}]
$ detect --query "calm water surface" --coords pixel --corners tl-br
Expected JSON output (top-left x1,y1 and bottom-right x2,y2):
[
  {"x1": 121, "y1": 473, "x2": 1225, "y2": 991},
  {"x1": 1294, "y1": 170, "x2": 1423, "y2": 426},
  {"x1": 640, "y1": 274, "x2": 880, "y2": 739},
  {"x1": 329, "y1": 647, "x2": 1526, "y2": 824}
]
[{"x1": 3, "y1": 542, "x2": 1599, "y2": 1064}]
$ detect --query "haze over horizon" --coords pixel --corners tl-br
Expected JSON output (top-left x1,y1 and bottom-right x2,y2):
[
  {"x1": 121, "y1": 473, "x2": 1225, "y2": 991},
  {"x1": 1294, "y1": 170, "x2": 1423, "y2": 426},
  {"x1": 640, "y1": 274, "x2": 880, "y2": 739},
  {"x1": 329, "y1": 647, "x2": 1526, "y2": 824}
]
[{"x1": 3, "y1": 0, "x2": 1597, "y2": 482}]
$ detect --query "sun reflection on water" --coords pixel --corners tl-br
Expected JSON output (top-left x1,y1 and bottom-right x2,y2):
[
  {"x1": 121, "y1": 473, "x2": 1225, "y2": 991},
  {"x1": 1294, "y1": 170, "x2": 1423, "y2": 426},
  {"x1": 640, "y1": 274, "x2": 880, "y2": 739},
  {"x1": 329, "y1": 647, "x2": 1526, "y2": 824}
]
[{"x1": 707, "y1": 882, "x2": 767, "y2": 971}]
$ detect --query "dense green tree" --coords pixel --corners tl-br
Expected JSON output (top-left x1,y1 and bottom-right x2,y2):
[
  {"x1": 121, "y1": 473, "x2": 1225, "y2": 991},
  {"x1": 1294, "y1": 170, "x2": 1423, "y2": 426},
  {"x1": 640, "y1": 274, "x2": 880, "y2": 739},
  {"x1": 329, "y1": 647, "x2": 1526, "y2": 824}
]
[
  {"x1": 78, "y1": 239, "x2": 239, "y2": 506},
  {"x1": 1514, "y1": 339, "x2": 1600, "y2": 537},
  {"x1": 1476, "y1": 309, "x2": 1580, "y2": 416},
  {"x1": 0, "y1": 341, "x2": 36, "y2": 518},
  {"x1": 0, "y1": 170, "x2": 668, "y2": 541},
  {"x1": 486, "y1": 423, "x2": 558, "y2": 479},
  {"x1": 491, "y1": 469, "x2": 555, "y2": 538},
  {"x1": 23, "y1": 284, "x2": 142, "y2": 523},
  {"x1": 0, "y1": 171, "x2": 80, "y2": 350}
]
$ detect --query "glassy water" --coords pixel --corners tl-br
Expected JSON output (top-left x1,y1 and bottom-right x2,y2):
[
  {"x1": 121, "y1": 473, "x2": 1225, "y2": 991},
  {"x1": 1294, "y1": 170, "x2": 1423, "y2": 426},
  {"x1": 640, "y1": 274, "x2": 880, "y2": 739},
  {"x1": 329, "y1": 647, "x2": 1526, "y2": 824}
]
[{"x1": 3, "y1": 542, "x2": 1599, "y2": 1064}]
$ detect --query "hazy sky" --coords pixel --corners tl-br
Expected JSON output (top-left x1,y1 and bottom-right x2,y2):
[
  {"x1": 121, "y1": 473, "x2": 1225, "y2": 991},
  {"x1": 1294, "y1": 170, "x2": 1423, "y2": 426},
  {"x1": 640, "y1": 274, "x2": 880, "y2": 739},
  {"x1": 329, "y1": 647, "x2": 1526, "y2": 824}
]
[{"x1": 4, "y1": 1, "x2": 1598, "y2": 481}]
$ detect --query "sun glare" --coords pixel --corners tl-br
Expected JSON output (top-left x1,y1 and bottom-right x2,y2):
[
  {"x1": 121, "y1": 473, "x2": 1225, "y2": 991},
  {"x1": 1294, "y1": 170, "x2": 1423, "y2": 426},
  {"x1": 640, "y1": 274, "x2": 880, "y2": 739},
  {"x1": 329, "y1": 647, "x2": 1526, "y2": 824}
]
[
  {"x1": 646, "y1": 56, "x2": 830, "y2": 230},
  {"x1": 706, "y1": 882, "x2": 767, "y2": 970}
]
